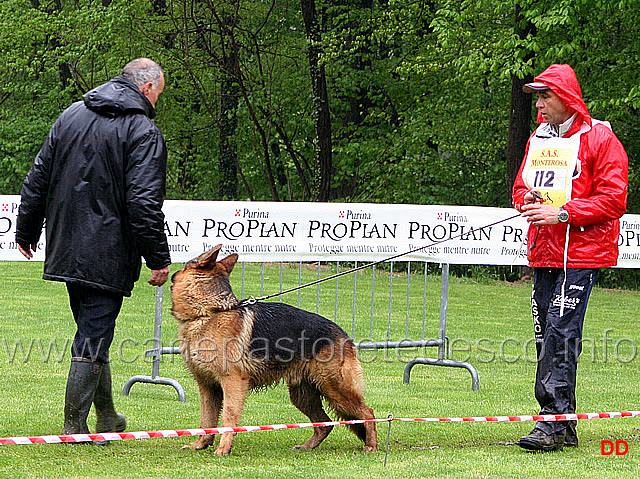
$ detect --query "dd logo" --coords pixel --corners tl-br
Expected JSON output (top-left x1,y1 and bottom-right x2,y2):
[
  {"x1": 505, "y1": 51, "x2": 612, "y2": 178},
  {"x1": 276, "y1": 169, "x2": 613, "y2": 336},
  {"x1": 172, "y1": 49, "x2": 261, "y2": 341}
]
[{"x1": 601, "y1": 440, "x2": 629, "y2": 456}]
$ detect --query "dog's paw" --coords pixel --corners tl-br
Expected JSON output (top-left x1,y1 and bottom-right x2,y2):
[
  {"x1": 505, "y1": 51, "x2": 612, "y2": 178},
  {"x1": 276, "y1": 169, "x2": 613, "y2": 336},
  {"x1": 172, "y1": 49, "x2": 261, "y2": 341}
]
[
  {"x1": 182, "y1": 436, "x2": 214, "y2": 450},
  {"x1": 363, "y1": 445, "x2": 377, "y2": 452},
  {"x1": 292, "y1": 444, "x2": 312, "y2": 451},
  {"x1": 214, "y1": 446, "x2": 232, "y2": 456},
  {"x1": 181, "y1": 443, "x2": 207, "y2": 451}
]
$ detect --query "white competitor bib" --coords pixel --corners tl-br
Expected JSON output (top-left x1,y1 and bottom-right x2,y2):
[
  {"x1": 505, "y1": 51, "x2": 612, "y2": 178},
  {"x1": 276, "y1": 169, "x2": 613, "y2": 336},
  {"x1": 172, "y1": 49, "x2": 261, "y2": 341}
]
[{"x1": 521, "y1": 123, "x2": 590, "y2": 206}]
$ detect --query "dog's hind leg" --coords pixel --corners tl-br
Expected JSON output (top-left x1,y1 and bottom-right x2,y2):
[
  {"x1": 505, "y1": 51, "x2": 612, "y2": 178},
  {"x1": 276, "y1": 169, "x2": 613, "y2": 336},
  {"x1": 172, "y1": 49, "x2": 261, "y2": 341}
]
[
  {"x1": 343, "y1": 407, "x2": 377, "y2": 453},
  {"x1": 184, "y1": 381, "x2": 223, "y2": 450},
  {"x1": 215, "y1": 374, "x2": 250, "y2": 456},
  {"x1": 288, "y1": 379, "x2": 333, "y2": 450},
  {"x1": 320, "y1": 361, "x2": 378, "y2": 452},
  {"x1": 324, "y1": 387, "x2": 377, "y2": 452}
]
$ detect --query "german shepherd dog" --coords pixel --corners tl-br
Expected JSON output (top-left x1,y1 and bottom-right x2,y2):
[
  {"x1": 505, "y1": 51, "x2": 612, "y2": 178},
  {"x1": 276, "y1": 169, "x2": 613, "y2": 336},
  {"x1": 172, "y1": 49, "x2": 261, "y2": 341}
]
[{"x1": 171, "y1": 245, "x2": 377, "y2": 456}]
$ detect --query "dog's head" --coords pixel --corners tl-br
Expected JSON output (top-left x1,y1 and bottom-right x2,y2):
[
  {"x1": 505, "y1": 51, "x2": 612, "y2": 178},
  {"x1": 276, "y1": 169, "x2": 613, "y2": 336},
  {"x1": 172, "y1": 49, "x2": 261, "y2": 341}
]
[{"x1": 171, "y1": 245, "x2": 240, "y2": 321}]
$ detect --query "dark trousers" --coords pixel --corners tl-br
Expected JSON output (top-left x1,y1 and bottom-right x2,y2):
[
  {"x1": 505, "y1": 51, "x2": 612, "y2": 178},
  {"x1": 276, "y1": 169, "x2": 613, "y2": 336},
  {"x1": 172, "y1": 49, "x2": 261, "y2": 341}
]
[
  {"x1": 531, "y1": 267, "x2": 597, "y2": 434},
  {"x1": 66, "y1": 283, "x2": 124, "y2": 364}
]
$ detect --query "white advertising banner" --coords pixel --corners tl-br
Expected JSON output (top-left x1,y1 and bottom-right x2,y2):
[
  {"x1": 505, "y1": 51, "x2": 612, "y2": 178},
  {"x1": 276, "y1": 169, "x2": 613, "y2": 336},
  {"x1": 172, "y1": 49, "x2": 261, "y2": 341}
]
[{"x1": 2, "y1": 194, "x2": 640, "y2": 267}]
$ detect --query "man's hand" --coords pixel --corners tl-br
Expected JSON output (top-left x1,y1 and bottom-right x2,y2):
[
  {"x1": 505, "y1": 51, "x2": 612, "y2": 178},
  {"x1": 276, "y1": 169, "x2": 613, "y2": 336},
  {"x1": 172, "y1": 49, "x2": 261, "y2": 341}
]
[
  {"x1": 18, "y1": 244, "x2": 37, "y2": 260},
  {"x1": 520, "y1": 204, "x2": 563, "y2": 226},
  {"x1": 148, "y1": 266, "x2": 170, "y2": 286},
  {"x1": 523, "y1": 190, "x2": 544, "y2": 205}
]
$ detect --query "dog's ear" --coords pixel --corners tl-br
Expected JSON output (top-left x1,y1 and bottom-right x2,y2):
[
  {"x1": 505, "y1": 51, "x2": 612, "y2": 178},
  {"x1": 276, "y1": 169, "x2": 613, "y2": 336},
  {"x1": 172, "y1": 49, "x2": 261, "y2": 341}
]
[
  {"x1": 218, "y1": 253, "x2": 239, "y2": 274},
  {"x1": 191, "y1": 245, "x2": 223, "y2": 269}
]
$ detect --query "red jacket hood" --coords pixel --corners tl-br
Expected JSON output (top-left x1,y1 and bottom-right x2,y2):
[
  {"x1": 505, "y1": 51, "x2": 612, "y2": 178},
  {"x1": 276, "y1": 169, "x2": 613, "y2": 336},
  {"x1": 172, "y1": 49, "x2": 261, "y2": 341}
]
[{"x1": 534, "y1": 64, "x2": 592, "y2": 127}]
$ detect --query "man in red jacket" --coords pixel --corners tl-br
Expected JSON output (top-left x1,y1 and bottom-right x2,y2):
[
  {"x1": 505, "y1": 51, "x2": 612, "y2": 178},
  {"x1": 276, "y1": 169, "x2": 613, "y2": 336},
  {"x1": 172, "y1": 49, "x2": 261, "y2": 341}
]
[{"x1": 512, "y1": 64, "x2": 628, "y2": 451}]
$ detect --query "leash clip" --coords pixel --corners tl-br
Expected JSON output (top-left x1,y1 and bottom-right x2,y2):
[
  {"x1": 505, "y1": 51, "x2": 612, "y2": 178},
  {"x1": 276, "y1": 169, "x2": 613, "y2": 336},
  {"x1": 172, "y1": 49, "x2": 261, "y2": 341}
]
[{"x1": 531, "y1": 190, "x2": 543, "y2": 203}]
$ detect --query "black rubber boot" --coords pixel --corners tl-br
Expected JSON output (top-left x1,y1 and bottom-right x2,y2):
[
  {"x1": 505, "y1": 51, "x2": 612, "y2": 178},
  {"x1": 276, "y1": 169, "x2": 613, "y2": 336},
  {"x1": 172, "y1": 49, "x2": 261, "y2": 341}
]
[
  {"x1": 62, "y1": 358, "x2": 103, "y2": 441},
  {"x1": 94, "y1": 362, "x2": 126, "y2": 434},
  {"x1": 564, "y1": 421, "x2": 578, "y2": 447}
]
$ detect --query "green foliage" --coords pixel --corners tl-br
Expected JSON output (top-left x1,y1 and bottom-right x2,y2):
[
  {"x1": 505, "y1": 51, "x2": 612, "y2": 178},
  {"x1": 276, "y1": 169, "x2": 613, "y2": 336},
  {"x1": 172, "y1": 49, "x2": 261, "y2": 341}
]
[
  {"x1": 594, "y1": 267, "x2": 640, "y2": 290},
  {"x1": 1, "y1": 1, "x2": 639, "y2": 235},
  {"x1": 0, "y1": 0, "x2": 157, "y2": 192}
]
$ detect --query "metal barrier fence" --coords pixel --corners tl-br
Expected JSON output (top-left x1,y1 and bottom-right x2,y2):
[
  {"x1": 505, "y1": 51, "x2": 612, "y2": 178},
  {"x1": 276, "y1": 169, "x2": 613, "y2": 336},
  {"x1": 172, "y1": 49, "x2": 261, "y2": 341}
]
[{"x1": 122, "y1": 261, "x2": 479, "y2": 402}]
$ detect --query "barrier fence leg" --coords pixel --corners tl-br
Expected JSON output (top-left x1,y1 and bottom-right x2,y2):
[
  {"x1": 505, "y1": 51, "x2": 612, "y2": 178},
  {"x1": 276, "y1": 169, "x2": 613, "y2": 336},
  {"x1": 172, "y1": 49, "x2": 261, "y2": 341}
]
[
  {"x1": 403, "y1": 358, "x2": 480, "y2": 391},
  {"x1": 402, "y1": 264, "x2": 480, "y2": 391},
  {"x1": 122, "y1": 285, "x2": 186, "y2": 402}
]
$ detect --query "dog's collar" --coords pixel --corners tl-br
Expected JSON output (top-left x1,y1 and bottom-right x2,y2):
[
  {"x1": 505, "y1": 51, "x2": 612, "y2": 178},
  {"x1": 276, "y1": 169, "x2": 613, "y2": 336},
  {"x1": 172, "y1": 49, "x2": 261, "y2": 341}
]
[
  {"x1": 234, "y1": 297, "x2": 257, "y2": 309},
  {"x1": 214, "y1": 296, "x2": 257, "y2": 312}
]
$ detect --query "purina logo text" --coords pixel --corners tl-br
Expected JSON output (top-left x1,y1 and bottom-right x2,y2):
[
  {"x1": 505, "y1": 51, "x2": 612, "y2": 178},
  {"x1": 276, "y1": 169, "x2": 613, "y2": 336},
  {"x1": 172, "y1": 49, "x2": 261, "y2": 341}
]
[{"x1": 437, "y1": 212, "x2": 469, "y2": 223}]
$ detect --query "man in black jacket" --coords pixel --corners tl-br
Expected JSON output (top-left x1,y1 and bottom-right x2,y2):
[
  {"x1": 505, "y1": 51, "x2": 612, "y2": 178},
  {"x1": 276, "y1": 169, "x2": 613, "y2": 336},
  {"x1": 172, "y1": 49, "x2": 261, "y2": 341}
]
[{"x1": 16, "y1": 58, "x2": 171, "y2": 440}]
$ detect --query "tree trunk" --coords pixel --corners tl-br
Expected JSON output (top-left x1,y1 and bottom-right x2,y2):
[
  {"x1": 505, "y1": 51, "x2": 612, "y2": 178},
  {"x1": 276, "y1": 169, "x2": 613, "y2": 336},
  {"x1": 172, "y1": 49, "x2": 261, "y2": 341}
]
[
  {"x1": 507, "y1": 5, "x2": 536, "y2": 280},
  {"x1": 219, "y1": 43, "x2": 239, "y2": 199},
  {"x1": 506, "y1": 74, "x2": 532, "y2": 203},
  {"x1": 505, "y1": 5, "x2": 535, "y2": 205},
  {"x1": 301, "y1": 0, "x2": 332, "y2": 202}
]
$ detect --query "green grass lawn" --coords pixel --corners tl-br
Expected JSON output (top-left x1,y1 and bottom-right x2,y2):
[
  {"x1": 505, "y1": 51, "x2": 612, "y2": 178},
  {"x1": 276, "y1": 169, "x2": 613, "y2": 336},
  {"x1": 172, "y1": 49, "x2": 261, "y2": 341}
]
[{"x1": 1, "y1": 261, "x2": 639, "y2": 478}]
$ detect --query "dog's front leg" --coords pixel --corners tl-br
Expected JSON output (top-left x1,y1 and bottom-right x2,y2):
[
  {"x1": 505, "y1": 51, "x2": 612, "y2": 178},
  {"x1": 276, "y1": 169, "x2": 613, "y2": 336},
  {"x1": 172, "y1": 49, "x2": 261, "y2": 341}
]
[
  {"x1": 215, "y1": 374, "x2": 250, "y2": 456},
  {"x1": 184, "y1": 382, "x2": 223, "y2": 450}
]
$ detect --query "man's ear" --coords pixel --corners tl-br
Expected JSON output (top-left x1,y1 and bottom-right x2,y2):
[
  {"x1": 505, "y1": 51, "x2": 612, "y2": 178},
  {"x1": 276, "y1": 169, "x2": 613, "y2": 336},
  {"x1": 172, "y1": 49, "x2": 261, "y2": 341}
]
[{"x1": 140, "y1": 81, "x2": 153, "y2": 97}]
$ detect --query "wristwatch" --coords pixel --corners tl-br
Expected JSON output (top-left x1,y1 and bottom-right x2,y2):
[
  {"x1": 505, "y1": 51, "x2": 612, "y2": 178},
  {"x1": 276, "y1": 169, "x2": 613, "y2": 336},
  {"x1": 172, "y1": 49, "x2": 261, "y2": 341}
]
[{"x1": 558, "y1": 208, "x2": 569, "y2": 223}]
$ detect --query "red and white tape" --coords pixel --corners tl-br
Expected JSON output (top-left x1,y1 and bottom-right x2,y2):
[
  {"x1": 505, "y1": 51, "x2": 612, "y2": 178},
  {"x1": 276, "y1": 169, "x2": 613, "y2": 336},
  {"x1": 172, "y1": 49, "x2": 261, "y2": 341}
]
[
  {"x1": 2, "y1": 411, "x2": 639, "y2": 445},
  {"x1": 0, "y1": 418, "x2": 389, "y2": 445},
  {"x1": 395, "y1": 411, "x2": 640, "y2": 423}
]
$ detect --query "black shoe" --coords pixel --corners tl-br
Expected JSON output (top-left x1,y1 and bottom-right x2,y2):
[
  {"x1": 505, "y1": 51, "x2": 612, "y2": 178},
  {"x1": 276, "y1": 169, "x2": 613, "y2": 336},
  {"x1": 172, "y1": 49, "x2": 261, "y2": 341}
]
[{"x1": 518, "y1": 428, "x2": 565, "y2": 452}]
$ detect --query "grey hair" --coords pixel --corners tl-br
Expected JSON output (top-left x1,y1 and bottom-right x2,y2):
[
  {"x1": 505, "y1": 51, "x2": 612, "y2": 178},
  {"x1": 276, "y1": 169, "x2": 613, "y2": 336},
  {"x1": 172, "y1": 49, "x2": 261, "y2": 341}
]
[{"x1": 121, "y1": 58, "x2": 164, "y2": 88}]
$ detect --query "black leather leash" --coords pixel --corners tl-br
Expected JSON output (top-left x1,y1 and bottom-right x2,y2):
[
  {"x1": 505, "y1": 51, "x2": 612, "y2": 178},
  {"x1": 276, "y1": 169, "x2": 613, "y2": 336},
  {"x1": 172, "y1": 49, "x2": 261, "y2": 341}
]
[{"x1": 235, "y1": 212, "x2": 523, "y2": 308}]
